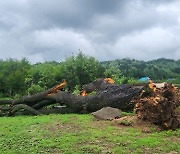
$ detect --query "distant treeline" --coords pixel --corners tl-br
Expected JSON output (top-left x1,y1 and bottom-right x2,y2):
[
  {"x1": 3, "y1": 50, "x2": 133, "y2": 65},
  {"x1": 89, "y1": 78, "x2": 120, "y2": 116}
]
[
  {"x1": 0, "y1": 52, "x2": 179, "y2": 98},
  {"x1": 102, "y1": 58, "x2": 180, "y2": 81}
]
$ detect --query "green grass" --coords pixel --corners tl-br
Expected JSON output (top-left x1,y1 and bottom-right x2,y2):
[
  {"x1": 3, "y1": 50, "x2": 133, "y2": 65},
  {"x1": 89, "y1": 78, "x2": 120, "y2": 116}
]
[
  {"x1": 0, "y1": 114, "x2": 179, "y2": 154},
  {"x1": 121, "y1": 111, "x2": 135, "y2": 116}
]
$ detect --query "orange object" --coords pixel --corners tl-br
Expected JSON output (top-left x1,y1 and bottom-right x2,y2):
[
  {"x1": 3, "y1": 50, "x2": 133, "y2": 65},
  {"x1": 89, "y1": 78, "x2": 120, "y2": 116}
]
[
  {"x1": 81, "y1": 90, "x2": 88, "y2": 96},
  {"x1": 148, "y1": 80, "x2": 155, "y2": 89},
  {"x1": 47, "y1": 80, "x2": 67, "y2": 95},
  {"x1": 104, "y1": 78, "x2": 115, "y2": 84}
]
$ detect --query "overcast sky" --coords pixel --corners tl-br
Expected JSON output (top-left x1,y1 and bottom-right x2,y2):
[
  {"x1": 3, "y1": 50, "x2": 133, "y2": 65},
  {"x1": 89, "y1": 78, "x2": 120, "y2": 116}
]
[{"x1": 0, "y1": 0, "x2": 180, "y2": 63}]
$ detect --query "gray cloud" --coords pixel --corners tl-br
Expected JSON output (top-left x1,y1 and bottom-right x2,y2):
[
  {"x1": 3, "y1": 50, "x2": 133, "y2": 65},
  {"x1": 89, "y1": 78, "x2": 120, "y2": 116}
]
[{"x1": 0, "y1": 0, "x2": 180, "y2": 63}]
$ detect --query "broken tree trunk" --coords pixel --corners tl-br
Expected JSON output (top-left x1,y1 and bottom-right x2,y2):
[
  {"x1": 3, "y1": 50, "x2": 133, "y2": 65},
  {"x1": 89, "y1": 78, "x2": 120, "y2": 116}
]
[{"x1": 0, "y1": 78, "x2": 144, "y2": 116}]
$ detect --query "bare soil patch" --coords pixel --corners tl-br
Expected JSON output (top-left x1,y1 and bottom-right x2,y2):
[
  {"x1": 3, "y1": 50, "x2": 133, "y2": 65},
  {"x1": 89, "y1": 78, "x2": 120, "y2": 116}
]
[{"x1": 113, "y1": 115, "x2": 160, "y2": 132}]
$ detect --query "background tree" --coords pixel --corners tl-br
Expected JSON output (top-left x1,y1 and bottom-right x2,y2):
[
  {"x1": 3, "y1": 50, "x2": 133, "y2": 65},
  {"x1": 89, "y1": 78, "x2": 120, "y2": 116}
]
[
  {"x1": 0, "y1": 58, "x2": 30, "y2": 97},
  {"x1": 59, "y1": 52, "x2": 105, "y2": 91},
  {"x1": 0, "y1": 54, "x2": 179, "y2": 98}
]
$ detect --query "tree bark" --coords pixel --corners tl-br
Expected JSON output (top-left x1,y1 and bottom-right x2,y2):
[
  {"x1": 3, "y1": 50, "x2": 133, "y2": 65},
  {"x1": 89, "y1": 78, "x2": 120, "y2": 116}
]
[
  {"x1": 0, "y1": 78, "x2": 145, "y2": 116},
  {"x1": 8, "y1": 104, "x2": 42, "y2": 116}
]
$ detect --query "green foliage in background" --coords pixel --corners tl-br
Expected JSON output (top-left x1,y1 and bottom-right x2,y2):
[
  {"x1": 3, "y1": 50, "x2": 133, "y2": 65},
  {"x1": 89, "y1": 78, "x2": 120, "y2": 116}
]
[
  {"x1": 59, "y1": 52, "x2": 105, "y2": 91},
  {"x1": 0, "y1": 58, "x2": 30, "y2": 97},
  {"x1": 102, "y1": 58, "x2": 180, "y2": 82},
  {"x1": 0, "y1": 53, "x2": 179, "y2": 97},
  {"x1": 27, "y1": 84, "x2": 45, "y2": 95}
]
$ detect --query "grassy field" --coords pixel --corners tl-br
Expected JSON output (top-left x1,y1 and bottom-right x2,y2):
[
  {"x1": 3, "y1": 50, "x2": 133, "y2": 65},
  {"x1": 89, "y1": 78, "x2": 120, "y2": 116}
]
[{"x1": 0, "y1": 114, "x2": 179, "y2": 154}]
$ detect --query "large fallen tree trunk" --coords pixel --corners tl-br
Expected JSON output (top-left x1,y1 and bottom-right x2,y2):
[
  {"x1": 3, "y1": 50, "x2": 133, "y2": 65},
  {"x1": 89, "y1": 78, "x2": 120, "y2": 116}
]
[{"x1": 0, "y1": 78, "x2": 144, "y2": 116}]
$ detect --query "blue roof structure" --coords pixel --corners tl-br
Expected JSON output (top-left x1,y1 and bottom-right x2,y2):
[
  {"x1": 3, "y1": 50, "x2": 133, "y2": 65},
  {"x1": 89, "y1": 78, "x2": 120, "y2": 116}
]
[{"x1": 139, "y1": 77, "x2": 150, "y2": 82}]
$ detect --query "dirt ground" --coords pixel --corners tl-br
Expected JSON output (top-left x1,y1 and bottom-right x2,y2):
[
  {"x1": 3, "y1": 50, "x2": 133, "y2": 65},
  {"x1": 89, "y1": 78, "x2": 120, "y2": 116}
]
[{"x1": 113, "y1": 115, "x2": 161, "y2": 132}]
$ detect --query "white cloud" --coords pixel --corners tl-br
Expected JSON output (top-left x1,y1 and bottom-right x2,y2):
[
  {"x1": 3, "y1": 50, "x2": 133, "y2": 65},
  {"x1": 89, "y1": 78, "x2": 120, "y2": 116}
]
[
  {"x1": 96, "y1": 27, "x2": 180, "y2": 61},
  {"x1": 0, "y1": 0, "x2": 180, "y2": 62},
  {"x1": 27, "y1": 28, "x2": 96, "y2": 62}
]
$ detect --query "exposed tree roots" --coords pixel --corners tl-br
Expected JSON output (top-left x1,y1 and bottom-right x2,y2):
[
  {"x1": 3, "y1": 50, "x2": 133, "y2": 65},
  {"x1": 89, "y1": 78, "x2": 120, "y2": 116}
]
[{"x1": 134, "y1": 82, "x2": 180, "y2": 130}]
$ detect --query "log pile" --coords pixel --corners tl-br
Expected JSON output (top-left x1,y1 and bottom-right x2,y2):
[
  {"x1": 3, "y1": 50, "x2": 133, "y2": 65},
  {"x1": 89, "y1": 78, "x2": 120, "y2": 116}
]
[{"x1": 134, "y1": 81, "x2": 180, "y2": 130}]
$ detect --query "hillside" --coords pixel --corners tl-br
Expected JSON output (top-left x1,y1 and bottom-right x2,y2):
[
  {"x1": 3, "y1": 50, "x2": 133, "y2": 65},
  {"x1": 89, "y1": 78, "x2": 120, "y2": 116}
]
[{"x1": 102, "y1": 58, "x2": 180, "y2": 81}]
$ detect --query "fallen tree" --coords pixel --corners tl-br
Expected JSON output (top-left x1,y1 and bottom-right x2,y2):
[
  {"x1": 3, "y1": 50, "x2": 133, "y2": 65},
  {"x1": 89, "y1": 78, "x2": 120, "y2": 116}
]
[
  {"x1": 0, "y1": 78, "x2": 144, "y2": 116},
  {"x1": 1, "y1": 78, "x2": 180, "y2": 130}
]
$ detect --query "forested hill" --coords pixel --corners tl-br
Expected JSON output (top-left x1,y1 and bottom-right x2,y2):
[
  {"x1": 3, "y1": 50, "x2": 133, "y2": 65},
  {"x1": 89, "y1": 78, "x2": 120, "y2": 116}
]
[
  {"x1": 0, "y1": 53, "x2": 179, "y2": 98},
  {"x1": 101, "y1": 58, "x2": 180, "y2": 81}
]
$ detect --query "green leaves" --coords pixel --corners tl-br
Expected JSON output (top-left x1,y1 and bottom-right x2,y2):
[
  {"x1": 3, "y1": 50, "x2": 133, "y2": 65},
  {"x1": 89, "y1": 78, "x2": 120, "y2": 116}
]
[
  {"x1": 0, "y1": 58, "x2": 30, "y2": 97},
  {"x1": 59, "y1": 52, "x2": 105, "y2": 91},
  {"x1": 102, "y1": 58, "x2": 180, "y2": 82},
  {"x1": 0, "y1": 55, "x2": 179, "y2": 98},
  {"x1": 27, "y1": 84, "x2": 45, "y2": 95}
]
